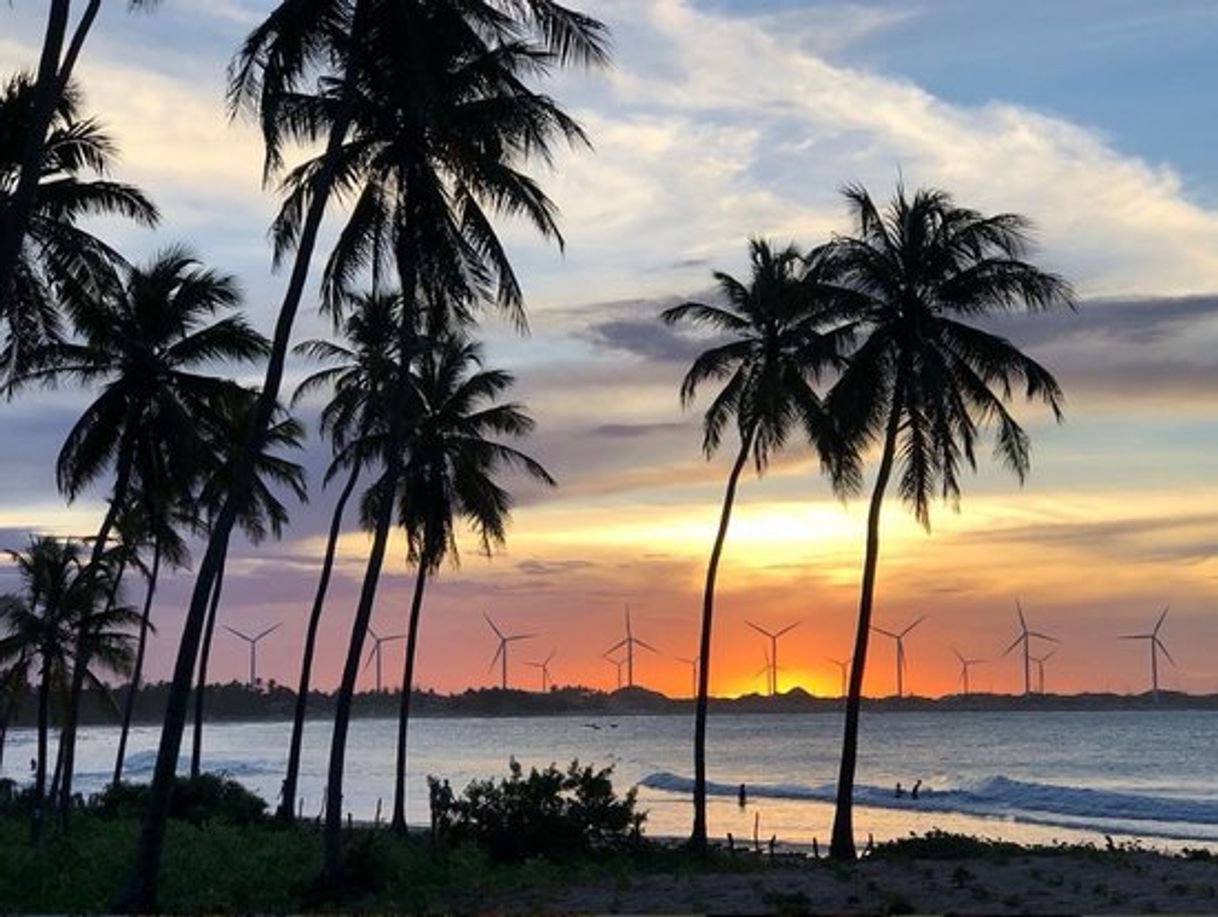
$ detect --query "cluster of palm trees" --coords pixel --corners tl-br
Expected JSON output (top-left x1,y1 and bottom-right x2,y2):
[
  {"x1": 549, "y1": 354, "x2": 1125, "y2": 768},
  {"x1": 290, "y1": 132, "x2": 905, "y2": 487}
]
[
  {"x1": 1, "y1": 0, "x2": 608, "y2": 908},
  {"x1": 671, "y1": 187, "x2": 1072, "y2": 858}
]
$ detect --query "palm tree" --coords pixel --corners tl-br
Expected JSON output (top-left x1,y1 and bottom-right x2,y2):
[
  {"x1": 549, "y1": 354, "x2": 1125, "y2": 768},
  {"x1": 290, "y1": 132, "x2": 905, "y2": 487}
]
[
  {"x1": 190, "y1": 389, "x2": 306, "y2": 778},
  {"x1": 662, "y1": 239, "x2": 853, "y2": 851},
  {"x1": 284, "y1": 2, "x2": 607, "y2": 882},
  {"x1": 0, "y1": 536, "x2": 139, "y2": 839},
  {"x1": 11, "y1": 246, "x2": 265, "y2": 813},
  {"x1": 112, "y1": 490, "x2": 189, "y2": 786},
  {"x1": 0, "y1": 73, "x2": 158, "y2": 384},
  {"x1": 278, "y1": 291, "x2": 400, "y2": 822},
  {"x1": 382, "y1": 332, "x2": 553, "y2": 833},
  {"x1": 820, "y1": 184, "x2": 1071, "y2": 860},
  {"x1": 0, "y1": 0, "x2": 161, "y2": 318}
]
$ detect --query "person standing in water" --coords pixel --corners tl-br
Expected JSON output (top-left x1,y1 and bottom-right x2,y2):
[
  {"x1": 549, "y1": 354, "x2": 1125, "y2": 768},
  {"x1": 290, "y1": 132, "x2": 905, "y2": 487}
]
[{"x1": 738, "y1": 783, "x2": 747, "y2": 807}]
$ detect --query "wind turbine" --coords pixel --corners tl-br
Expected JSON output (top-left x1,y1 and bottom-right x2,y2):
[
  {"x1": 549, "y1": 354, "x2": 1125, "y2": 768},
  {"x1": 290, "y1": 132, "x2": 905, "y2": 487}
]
[
  {"x1": 485, "y1": 614, "x2": 534, "y2": 690},
  {"x1": 525, "y1": 650, "x2": 557, "y2": 692},
  {"x1": 828, "y1": 657, "x2": 852, "y2": 698},
  {"x1": 675, "y1": 656, "x2": 699, "y2": 697},
  {"x1": 363, "y1": 625, "x2": 405, "y2": 693},
  {"x1": 871, "y1": 615, "x2": 926, "y2": 697},
  {"x1": 746, "y1": 620, "x2": 799, "y2": 696},
  {"x1": 755, "y1": 648, "x2": 773, "y2": 696},
  {"x1": 953, "y1": 648, "x2": 985, "y2": 696},
  {"x1": 602, "y1": 650, "x2": 626, "y2": 690},
  {"x1": 1030, "y1": 649, "x2": 1055, "y2": 694},
  {"x1": 223, "y1": 623, "x2": 281, "y2": 688},
  {"x1": 603, "y1": 604, "x2": 656, "y2": 688},
  {"x1": 1119, "y1": 606, "x2": 1174, "y2": 701},
  {"x1": 1003, "y1": 601, "x2": 1058, "y2": 696}
]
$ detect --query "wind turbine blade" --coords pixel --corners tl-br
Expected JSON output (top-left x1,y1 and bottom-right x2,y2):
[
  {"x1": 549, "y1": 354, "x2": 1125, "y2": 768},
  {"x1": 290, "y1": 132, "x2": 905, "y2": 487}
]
[
  {"x1": 604, "y1": 639, "x2": 627, "y2": 655},
  {"x1": 1002, "y1": 634, "x2": 1023, "y2": 656},
  {"x1": 901, "y1": 615, "x2": 927, "y2": 637},
  {"x1": 745, "y1": 620, "x2": 771, "y2": 638},
  {"x1": 483, "y1": 613, "x2": 503, "y2": 639},
  {"x1": 507, "y1": 633, "x2": 536, "y2": 642},
  {"x1": 1028, "y1": 631, "x2": 1059, "y2": 643},
  {"x1": 545, "y1": 650, "x2": 556, "y2": 665},
  {"x1": 384, "y1": 633, "x2": 406, "y2": 643},
  {"x1": 256, "y1": 622, "x2": 282, "y2": 642},
  {"x1": 488, "y1": 644, "x2": 503, "y2": 671},
  {"x1": 223, "y1": 625, "x2": 249, "y2": 642},
  {"x1": 364, "y1": 646, "x2": 377, "y2": 671},
  {"x1": 634, "y1": 638, "x2": 658, "y2": 653},
  {"x1": 1156, "y1": 639, "x2": 1176, "y2": 666},
  {"x1": 872, "y1": 626, "x2": 898, "y2": 639},
  {"x1": 1155, "y1": 605, "x2": 1170, "y2": 634},
  {"x1": 953, "y1": 647, "x2": 965, "y2": 664},
  {"x1": 1117, "y1": 634, "x2": 1148, "y2": 641},
  {"x1": 775, "y1": 622, "x2": 800, "y2": 638},
  {"x1": 1016, "y1": 599, "x2": 1027, "y2": 631}
]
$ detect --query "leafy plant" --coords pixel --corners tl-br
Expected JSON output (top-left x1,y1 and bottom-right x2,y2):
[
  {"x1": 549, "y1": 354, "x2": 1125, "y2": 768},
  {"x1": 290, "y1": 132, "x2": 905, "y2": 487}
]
[{"x1": 94, "y1": 774, "x2": 267, "y2": 825}]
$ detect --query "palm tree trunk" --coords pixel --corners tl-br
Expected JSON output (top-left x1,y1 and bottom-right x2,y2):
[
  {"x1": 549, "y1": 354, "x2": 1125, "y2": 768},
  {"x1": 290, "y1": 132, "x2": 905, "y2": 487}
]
[
  {"x1": 113, "y1": 535, "x2": 161, "y2": 786},
  {"x1": 191, "y1": 553, "x2": 227, "y2": 780},
  {"x1": 31, "y1": 659, "x2": 50, "y2": 843},
  {"x1": 278, "y1": 462, "x2": 361, "y2": 822},
  {"x1": 690, "y1": 430, "x2": 754, "y2": 852},
  {"x1": 391, "y1": 562, "x2": 429, "y2": 834},
  {"x1": 0, "y1": 0, "x2": 69, "y2": 314},
  {"x1": 828, "y1": 394, "x2": 904, "y2": 860},
  {"x1": 119, "y1": 10, "x2": 367, "y2": 907},
  {"x1": 58, "y1": 447, "x2": 135, "y2": 825},
  {"x1": 49, "y1": 727, "x2": 66, "y2": 804},
  {"x1": 0, "y1": 700, "x2": 9, "y2": 773}
]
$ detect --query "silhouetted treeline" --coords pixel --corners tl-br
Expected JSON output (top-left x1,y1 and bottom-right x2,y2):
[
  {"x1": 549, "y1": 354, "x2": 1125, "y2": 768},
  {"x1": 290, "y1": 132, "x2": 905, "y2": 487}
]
[{"x1": 3, "y1": 682, "x2": 1212, "y2": 729}]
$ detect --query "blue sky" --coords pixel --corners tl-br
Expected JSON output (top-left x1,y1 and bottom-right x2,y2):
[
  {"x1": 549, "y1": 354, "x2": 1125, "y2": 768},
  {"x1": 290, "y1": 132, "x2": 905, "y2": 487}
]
[{"x1": 1, "y1": 1, "x2": 1216, "y2": 696}]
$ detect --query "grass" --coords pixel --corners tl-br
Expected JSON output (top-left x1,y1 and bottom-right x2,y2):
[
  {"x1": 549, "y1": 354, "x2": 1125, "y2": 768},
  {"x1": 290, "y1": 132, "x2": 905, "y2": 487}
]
[{"x1": 0, "y1": 814, "x2": 769, "y2": 912}]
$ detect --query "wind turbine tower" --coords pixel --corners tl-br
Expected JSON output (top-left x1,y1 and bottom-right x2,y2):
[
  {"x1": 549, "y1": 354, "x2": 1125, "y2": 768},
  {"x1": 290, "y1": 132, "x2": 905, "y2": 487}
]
[
  {"x1": 828, "y1": 657, "x2": 851, "y2": 698},
  {"x1": 484, "y1": 614, "x2": 534, "y2": 690},
  {"x1": 603, "y1": 604, "x2": 657, "y2": 688},
  {"x1": 1031, "y1": 649, "x2": 1056, "y2": 695},
  {"x1": 1119, "y1": 606, "x2": 1174, "y2": 702},
  {"x1": 746, "y1": 620, "x2": 799, "y2": 696},
  {"x1": 223, "y1": 623, "x2": 281, "y2": 688},
  {"x1": 675, "y1": 656, "x2": 699, "y2": 698},
  {"x1": 871, "y1": 615, "x2": 926, "y2": 697},
  {"x1": 1003, "y1": 601, "x2": 1058, "y2": 696}
]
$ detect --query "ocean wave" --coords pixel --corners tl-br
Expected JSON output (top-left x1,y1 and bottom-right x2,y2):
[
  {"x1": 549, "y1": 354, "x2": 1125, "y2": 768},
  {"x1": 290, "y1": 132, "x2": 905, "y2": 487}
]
[
  {"x1": 109, "y1": 749, "x2": 271, "y2": 779},
  {"x1": 640, "y1": 772, "x2": 1218, "y2": 833}
]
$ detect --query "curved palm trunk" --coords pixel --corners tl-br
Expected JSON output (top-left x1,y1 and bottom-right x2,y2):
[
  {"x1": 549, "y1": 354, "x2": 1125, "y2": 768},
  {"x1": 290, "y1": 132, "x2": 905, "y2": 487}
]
[
  {"x1": 191, "y1": 554, "x2": 228, "y2": 779},
  {"x1": 0, "y1": 0, "x2": 102, "y2": 314},
  {"x1": 113, "y1": 536, "x2": 162, "y2": 785},
  {"x1": 828, "y1": 397, "x2": 903, "y2": 860},
  {"x1": 0, "y1": 0, "x2": 69, "y2": 314},
  {"x1": 0, "y1": 701, "x2": 9, "y2": 773},
  {"x1": 278, "y1": 462, "x2": 361, "y2": 822},
  {"x1": 31, "y1": 659, "x2": 50, "y2": 842},
  {"x1": 690, "y1": 431, "x2": 753, "y2": 852},
  {"x1": 119, "y1": 21, "x2": 365, "y2": 907},
  {"x1": 391, "y1": 563, "x2": 429, "y2": 834}
]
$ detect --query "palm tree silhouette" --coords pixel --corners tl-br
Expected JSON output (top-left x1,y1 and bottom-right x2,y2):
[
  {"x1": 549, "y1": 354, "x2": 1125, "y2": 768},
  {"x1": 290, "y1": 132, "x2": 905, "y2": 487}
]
[
  {"x1": 277, "y1": 291, "x2": 401, "y2": 822},
  {"x1": 0, "y1": 536, "x2": 138, "y2": 840},
  {"x1": 0, "y1": 0, "x2": 161, "y2": 319},
  {"x1": 382, "y1": 332, "x2": 554, "y2": 834},
  {"x1": 0, "y1": 73, "x2": 158, "y2": 384},
  {"x1": 190, "y1": 390, "x2": 306, "y2": 779},
  {"x1": 662, "y1": 238, "x2": 851, "y2": 851},
  {"x1": 295, "y1": 2, "x2": 606, "y2": 881},
  {"x1": 820, "y1": 184, "x2": 1071, "y2": 860},
  {"x1": 14, "y1": 247, "x2": 264, "y2": 818}
]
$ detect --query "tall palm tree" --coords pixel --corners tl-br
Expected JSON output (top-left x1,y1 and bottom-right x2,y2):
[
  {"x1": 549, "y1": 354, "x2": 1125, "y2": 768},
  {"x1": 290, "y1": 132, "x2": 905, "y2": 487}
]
[
  {"x1": 278, "y1": 291, "x2": 400, "y2": 822},
  {"x1": 382, "y1": 332, "x2": 553, "y2": 833},
  {"x1": 0, "y1": 0, "x2": 161, "y2": 317},
  {"x1": 282, "y1": 2, "x2": 607, "y2": 882},
  {"x1": 190, "y1": 389, "x2": 306, "y2": 778},
  {"x1": 0, "y1": 536, "x2": 139, "y2": 839},
  {"x1": 12, "y1": 246, "x2": 265, "y2": 813},
  {"x1": 820, "y1": 184, "x2": 1071, "y2": 860},
  {"x1": 662, "y1": 239, "x2": 853, "y2": 851},
  {"x1": 0, "y1": 73, "x2": 158, "y2": 384}
]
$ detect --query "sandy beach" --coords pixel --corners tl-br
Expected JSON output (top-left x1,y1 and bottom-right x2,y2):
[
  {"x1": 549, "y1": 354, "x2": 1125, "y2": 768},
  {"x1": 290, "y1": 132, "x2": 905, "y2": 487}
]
[{"x1": 487, "y1": 848, "x2": 1218, "y2": 914}]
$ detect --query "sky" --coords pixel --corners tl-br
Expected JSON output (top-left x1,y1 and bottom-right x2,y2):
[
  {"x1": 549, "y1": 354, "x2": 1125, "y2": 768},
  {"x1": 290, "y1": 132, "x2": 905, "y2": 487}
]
[{"x1": 1, "y1": 0, "x2": 1216, "y2": 699}]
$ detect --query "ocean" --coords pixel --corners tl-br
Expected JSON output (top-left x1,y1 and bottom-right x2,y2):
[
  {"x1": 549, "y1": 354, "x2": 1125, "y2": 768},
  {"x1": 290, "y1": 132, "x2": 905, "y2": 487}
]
[{"x1": 4, "y1": 709, "x2": 1217, "y2": 850}]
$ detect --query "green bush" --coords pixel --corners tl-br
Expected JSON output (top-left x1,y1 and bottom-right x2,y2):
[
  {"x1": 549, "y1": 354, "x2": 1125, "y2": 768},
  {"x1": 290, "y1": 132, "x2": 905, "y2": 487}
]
[
  {"x1": 429, "y1": 759, "x2": 645, "y2": 863},
  {"x1": 94, "y1": 773, "x2": 267, "y2": 825}
]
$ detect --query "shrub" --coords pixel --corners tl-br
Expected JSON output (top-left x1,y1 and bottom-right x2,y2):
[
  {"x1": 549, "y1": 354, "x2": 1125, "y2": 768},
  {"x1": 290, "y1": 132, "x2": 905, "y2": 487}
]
[
  {"x1": 429, "y1": 759, "x2": 645, "y2": 863},
  {"x1": 94, "y1": 773, "x2": 267, "y2": 825}
]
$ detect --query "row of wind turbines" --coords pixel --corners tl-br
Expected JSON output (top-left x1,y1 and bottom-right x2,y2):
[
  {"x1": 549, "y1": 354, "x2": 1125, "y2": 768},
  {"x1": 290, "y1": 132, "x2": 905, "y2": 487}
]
[{"x1": 214, "y1": 602, "x2": 1177, "y2": 700}]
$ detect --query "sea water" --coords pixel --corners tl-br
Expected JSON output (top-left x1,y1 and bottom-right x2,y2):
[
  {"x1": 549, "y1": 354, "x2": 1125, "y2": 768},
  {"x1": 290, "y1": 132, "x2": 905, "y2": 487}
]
[{"x1": 5, "y1": 710, "x2": 1217, "y2": 850}]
